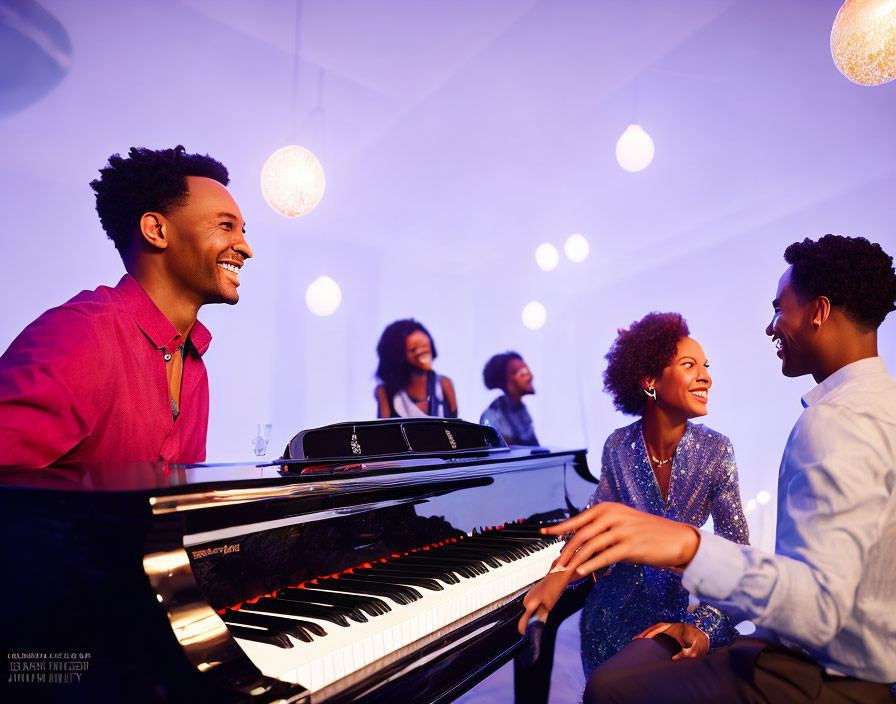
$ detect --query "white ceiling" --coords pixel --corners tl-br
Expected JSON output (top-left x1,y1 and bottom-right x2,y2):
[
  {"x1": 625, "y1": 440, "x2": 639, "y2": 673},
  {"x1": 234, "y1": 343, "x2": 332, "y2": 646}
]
[{"x1": 6, "y1": 0, "x2": 893, "y2": 272}]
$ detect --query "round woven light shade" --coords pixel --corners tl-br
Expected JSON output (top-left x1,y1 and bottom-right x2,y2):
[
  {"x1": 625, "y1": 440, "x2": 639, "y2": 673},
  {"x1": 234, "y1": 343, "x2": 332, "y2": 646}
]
[
  {"x1": 260, "y1": 145, "x2": 326, "y2": 217},
  {"x1": 831, "y1": 0, "x2": 896, "y2": 86}
]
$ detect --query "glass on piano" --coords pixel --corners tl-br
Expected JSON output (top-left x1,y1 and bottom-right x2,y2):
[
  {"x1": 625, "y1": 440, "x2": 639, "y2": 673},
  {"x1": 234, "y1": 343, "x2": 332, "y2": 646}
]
[{"x1": 252, "y1": 423, "x2": 272, "y2": 456}]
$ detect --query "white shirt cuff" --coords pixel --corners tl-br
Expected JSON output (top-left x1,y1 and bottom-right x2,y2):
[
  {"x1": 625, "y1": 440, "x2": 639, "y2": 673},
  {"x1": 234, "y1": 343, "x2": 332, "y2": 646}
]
[{"x1": 682, "y1": 530, "x2": 747, "y2": 600}]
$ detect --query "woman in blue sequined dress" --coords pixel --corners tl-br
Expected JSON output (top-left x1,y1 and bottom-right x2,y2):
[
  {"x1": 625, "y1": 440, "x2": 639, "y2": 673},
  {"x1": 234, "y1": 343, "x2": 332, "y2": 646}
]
[{"x1": 520, "y1": 312, "x2": 749, "y2": 679}]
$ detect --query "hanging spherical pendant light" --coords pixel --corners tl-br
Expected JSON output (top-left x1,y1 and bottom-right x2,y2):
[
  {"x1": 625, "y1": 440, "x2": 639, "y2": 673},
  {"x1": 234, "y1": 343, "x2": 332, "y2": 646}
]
[
  {"x1": 305, "y1": 275, "x2": 341, "y2": 316},
  {"x1": 831, "y1": 0, "x2": 896, "y2": 86},
  {"x1": 260, "y1": 1, "x2": 327, "y2": 217},
  {"x1": 535, "y1": 243, "x2": 560, "y2": 271},
  {"x1": 615, "y1": 124, "x2": 655, "y2": 172},
  {"x1": 260, "y1": 145, "x2": 326, "y2": 217},
  {"x1": 521, "y1": 301, "x2": 547, "y2": 330},
  {"x1": 564, "y1": 233, "x2": 590, "y2": 263}
]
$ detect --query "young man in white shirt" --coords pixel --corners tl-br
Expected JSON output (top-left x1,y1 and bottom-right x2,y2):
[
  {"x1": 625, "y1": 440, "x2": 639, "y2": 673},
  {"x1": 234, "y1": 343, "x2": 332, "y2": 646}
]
[{"x1": 520, "y1": 234, "x2": 896, "y2": 702}]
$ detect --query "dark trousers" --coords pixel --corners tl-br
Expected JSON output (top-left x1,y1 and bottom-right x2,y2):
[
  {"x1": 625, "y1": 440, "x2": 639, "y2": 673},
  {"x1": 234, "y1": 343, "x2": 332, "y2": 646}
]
[
  {"x1": 513, "y1": 602, "x2": 585, "y2": 704},
  {"x1": 583, "y1": 637, "x2": 893, "y2": 704}
]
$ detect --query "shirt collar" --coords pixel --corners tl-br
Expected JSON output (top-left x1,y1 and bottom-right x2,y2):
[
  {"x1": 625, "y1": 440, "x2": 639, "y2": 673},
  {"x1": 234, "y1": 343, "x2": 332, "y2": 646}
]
[
  {"x1": 114, "y1": 274, "x2": 212, "y2": 356},
  {"x1": 501, "y1": 394, "x2": 525, "y2": 409},
  {"x1": 801, "y1": 356, "x2": 887, "y2": 408}
]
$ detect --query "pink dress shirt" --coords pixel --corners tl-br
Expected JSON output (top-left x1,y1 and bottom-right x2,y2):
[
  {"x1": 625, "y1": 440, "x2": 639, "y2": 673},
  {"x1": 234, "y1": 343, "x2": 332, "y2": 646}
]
[{"x1": 0, "y1": 274, "x2": 211, "y2": 467}]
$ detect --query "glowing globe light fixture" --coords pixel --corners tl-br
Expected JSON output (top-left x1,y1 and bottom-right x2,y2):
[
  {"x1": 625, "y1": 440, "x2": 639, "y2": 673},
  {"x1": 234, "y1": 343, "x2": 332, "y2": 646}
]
[
  {"x1": 522, "y1": 301, "x2": 547, "y2": 330},
  {"x1": 261, "y1": 145, "x2": 326, "y2": 217},
  {"x1": 745, "y1": 498, "x2": 757, "y2": 513},
  {"x1": 305, "y1": 275, "x2": 341, "y2": 316},
  {"x1": 615, "y1": 124, "x2": 655, "y2": 172},
  {"x1": 756, "y1": 490, "x2": 772, "y2": 505},
  {"x1": 831, "y1": 0, "x2": 896, "y2": 85},
  {"x1": 564, "y1": 233, "x2": 590, "y2": 263},
  {"x1": 535, "y1": 243, "x2": 560, "y2": 271}
]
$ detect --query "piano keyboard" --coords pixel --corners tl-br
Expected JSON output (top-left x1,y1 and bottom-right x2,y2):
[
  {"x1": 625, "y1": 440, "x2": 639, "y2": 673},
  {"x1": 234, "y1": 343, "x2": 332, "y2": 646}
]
[{"x1": 222, "y1": 524, "x2": 561, "y2": 697}]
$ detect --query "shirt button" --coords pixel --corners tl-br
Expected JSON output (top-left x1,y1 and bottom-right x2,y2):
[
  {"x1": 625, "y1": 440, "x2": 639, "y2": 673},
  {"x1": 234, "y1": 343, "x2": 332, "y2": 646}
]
[{"x1": 164, "y1": 353, "x2": 172, "y2": 362}]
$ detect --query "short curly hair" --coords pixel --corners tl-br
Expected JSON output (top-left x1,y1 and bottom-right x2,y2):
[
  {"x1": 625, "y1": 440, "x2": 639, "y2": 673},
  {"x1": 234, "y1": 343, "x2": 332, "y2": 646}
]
[
  {"x1": 375, "y1": 319, "x2": 438, "y2": 398},
  {"x1": 482, "y1": 351, "x2": 522, "y2": 392},
  {"x1": 784, "y1": 235, "x2": 896, "y2": 332},
  {"x1": 90, "y1": 145, "x2": 229, "y2": 259},
  {"x1": 603, "y1": 312, "x2": 690, "y2": 415}
]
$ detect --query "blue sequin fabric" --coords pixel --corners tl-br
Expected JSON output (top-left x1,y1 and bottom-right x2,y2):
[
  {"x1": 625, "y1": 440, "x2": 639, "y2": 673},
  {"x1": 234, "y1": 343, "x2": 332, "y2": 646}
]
[{"x1": 580, "y1": 419, "x2": 749, "y2": 677}]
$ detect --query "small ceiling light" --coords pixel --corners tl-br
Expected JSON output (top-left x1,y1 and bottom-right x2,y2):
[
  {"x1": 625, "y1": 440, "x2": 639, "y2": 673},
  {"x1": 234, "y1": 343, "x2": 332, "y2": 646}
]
[
  {"x1": 831, "y1": 0, "x2": 896, "y2": 85},
  {"x1": 564, "y1": 233, "x2": 590, "y2": 263},
  {"x1": 745, "y1": 499, "x2": 757, "y2": 513},
  {"x1": 305, "y1": 275, "x2": 341, "y2": 316},
  {"x1": 522, "y1": 301, "x2": 547, "y2": 330},
  {"x1": 261, "y1": 145, "x2": 326, "y2": 217},
  {"x1": 615, "y1": 124, "x2": 655, "y2": 172},
  {"x1": 756, "y1": 490, "x2": 772, "y2": 505},
  {"x1": 535, "y1": 243, "x2": 560, "y2": 271}
]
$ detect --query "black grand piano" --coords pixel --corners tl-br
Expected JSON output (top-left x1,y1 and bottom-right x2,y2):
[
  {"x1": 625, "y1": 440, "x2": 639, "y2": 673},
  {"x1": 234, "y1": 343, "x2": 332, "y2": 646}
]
[{"x1": 1, "y1": 419, "x2": 595, "y2": 703}]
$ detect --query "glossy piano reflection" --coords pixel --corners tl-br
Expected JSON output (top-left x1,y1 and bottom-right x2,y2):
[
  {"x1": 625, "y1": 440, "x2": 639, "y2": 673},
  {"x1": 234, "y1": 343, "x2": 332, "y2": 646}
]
[{"x1": 1, "y1": 419, "x2": 594, "y2": 703}]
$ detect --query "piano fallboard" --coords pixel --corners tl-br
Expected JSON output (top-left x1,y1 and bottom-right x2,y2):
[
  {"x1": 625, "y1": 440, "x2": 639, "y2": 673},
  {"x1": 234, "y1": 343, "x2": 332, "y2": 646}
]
[{"x1": 1, "y1": 445, "x2": 593, "y2": 703}]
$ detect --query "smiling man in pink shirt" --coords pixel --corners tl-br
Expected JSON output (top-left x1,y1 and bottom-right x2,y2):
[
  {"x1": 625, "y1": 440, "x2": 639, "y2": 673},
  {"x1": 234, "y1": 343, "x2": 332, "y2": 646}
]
[{"x1": 0, "y1": 146, "x2": 253, "y2": 467}]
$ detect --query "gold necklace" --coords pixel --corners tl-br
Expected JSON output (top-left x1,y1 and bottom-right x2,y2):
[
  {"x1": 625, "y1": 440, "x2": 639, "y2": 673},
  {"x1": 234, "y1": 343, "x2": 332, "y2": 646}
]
[
  {"x1": 644, "y1": 437, "x2": 675, "y2": 466},
  {"x1": 642, "y1": 429, "x2": 676, "y2": 467}
]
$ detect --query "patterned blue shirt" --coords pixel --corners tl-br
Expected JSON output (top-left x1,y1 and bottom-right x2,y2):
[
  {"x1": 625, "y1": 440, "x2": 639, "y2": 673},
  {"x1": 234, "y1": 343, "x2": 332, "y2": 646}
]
[{"x1": 479, "y1": 394, "x2": 539, "y2": 446}]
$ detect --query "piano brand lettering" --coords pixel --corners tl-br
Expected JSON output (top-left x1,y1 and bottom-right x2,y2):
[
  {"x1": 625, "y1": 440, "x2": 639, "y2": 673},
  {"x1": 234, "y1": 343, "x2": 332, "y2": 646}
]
[
  {"x1": 191, "y1": 543, "x2": 241, "y2": 560},
  {"x1": 7, "y1": 652, "x2": 90, "y2": 684}
]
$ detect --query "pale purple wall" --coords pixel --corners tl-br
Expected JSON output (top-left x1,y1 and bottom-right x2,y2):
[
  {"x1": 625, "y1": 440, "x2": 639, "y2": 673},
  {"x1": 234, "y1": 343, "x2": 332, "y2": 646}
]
[{"x1": 2, "y1": 0, "x2": 895, "y2": 546}]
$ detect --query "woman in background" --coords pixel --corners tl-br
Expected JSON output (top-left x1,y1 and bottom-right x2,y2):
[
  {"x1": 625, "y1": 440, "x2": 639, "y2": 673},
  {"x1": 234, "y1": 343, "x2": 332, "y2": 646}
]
[
  {"x1": 375, "y1": 319, "x2": 458, "y2": 418},
  {"x1": 519, "y1": 311, "x2": 749, "y2": 688},
  {"x1": 480, "y1": 351, "x2": 539, "y2": 446}
]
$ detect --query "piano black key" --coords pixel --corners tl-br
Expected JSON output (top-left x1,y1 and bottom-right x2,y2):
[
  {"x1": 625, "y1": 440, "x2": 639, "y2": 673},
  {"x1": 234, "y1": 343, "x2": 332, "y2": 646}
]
[
  {"x1": 278, "y1": 586, "x2": 392, "y2": 617},
  {"x1": 473, "y1": 530, "x2": 544, "y2": 542},
  {"x1": 241, "y1": 597, "x2": 357, "y2": 626},
  {"x1": 395, "y1": 555, "x2": 486, "y2": 577},
  {"x1": 429, "y1": 547, "x2": 506, "y2": 568},
  {"x1": 456, "y1": 547, "x2": 523, "y2": 563},
  {"x1": 410, "y1": 555, "x2": 487, "y2": 577},
  {"x1": 490, "y1": 534, "x2": 554, "y2": 549},
  {"x1": 480, "y1": 528, "x2": 543, "y2": 542},
  {"x1": 453, "y1": 540, "x2": 521, "y2": 557},
  {"x1": 358, "y1": 563, "x2": 460, "y2": 585},
  {"x1": 225, "y1": 623, "x2": 294, "y2": 649},
  {"x1": 344, "y1": 571, "x2": 443, "y2": 592},
  {"x1": 467, "y1": 539, "x2": 535, "y2": 557},
  {"x1": 495, "y1": 525, "x2": 548, "y2": 535},
  {"x1": 307, "y1": 577, "x2": 421, "y2": 605},
  {"x1": 500, "y1": 530, "x2": 558, "y2": 543},
  {"x1": 222, "y1": 609, "x2": 325, "y2": 642}
]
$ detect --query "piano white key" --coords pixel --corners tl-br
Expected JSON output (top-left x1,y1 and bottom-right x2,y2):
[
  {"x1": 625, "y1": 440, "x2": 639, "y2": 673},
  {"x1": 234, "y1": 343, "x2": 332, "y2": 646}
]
[{"x1": 231, "y1": 537, "x2": 562, "y2": 696}]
